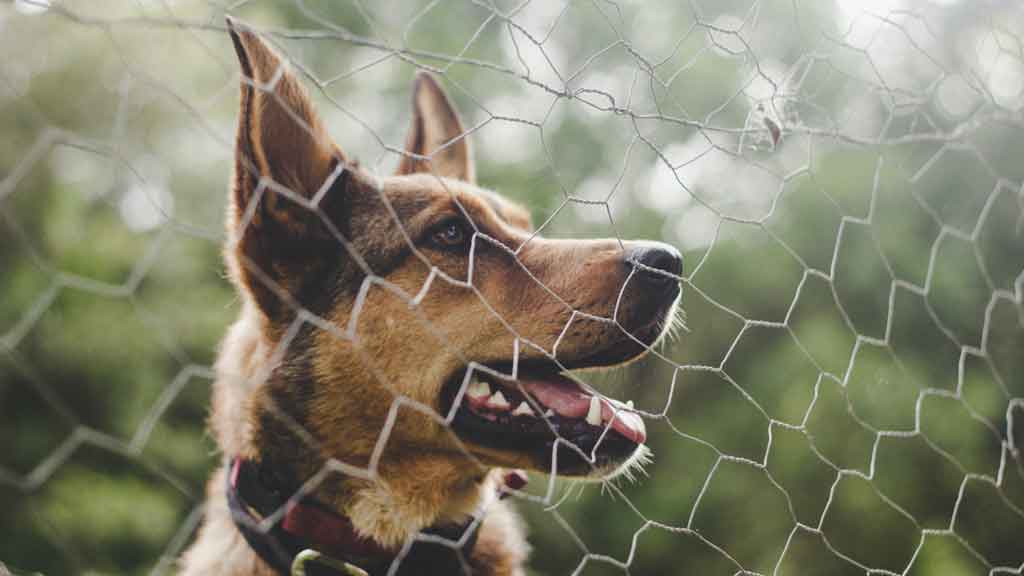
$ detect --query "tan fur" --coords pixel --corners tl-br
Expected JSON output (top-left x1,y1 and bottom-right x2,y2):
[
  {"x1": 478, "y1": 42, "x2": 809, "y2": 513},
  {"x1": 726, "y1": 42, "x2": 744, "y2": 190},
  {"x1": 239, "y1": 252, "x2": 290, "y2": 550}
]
[
  {"x1": 180, "y1": 18, "x2": 675, "y2": 575},
  {"x1": 180, "y1": 468, "x2": 277, "y2": 576}
]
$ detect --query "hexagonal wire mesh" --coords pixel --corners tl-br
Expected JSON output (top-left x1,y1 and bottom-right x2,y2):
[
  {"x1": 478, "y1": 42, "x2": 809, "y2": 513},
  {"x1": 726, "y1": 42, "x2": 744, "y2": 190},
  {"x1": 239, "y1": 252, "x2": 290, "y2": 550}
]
[{"x1": 1, "y1": 0, "x2": 1023, "y2": 575}]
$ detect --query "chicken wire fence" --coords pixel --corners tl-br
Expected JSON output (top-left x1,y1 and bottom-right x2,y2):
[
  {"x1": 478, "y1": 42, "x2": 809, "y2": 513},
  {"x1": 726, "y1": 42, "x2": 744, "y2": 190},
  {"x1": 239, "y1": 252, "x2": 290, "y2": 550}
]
[{"x1": 1, "y1": 0, "x2": 1023, "y2": 574}]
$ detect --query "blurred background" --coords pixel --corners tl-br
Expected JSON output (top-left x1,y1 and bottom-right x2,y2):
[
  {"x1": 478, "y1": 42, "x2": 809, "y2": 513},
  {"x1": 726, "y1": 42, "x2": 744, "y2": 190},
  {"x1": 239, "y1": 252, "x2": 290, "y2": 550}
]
[{"x1": 2, "y1": 0, "x2": 1023, "y2": 574}]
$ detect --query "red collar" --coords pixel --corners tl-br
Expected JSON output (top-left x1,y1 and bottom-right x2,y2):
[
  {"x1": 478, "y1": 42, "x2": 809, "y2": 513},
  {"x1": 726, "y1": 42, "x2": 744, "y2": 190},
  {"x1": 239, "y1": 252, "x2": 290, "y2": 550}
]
[{"x1": 226, "y1": 458, "x2": 526, "y2": 575}]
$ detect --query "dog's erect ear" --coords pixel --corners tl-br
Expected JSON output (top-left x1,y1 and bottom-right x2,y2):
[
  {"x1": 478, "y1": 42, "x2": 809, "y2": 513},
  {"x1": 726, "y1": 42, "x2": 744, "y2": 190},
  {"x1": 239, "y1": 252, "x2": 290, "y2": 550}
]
[
  {"x1": 396, "y1": 72, "x2": 475, "y2": 183},
  {"x1": 226, "y1": 17, "x2": 345, "y2": 220},
  {"x1": 225, "y1": 17, "x2": 352, "y2": 322}
]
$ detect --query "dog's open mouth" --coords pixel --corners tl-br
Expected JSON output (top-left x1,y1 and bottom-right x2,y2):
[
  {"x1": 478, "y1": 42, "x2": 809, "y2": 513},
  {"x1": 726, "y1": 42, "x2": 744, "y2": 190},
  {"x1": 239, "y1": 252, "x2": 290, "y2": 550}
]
[{"x1": 443, "y1": 362, "x2": 647, "y2": 476}]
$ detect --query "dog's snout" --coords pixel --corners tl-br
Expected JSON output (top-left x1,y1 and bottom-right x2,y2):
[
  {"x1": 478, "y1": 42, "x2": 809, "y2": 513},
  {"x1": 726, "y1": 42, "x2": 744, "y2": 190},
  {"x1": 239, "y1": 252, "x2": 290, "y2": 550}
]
[
  {"x1": 627, "y1": 243, "x2": 683, "y2": 288},
  {"x1": 638, "y1": 244, "x2": 683, "y2": 277}
]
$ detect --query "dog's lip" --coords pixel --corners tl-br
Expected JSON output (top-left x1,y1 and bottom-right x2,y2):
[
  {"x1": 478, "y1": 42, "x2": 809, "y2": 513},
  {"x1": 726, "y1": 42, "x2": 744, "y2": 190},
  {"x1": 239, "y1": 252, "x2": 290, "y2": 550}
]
[{"x1": 464, "y1": 367, "x2": 646, "y2": 445}]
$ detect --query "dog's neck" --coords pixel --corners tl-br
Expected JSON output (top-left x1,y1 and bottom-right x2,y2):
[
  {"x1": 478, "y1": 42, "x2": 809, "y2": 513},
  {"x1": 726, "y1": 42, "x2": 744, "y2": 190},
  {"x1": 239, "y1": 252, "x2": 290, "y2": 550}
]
[
  {"x1": 211, "y1": 304, "x2": 494, "y2": 551},
  {"x1": 252, "y1": 414, "x2": 492, "y2": 550}
]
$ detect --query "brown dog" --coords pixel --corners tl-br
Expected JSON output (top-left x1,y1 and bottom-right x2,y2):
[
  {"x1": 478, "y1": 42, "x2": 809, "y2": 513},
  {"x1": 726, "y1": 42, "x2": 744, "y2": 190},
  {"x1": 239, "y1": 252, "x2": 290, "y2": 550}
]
[{"x1": 178, "y1": 17, "x2": 682, "y2": 576}]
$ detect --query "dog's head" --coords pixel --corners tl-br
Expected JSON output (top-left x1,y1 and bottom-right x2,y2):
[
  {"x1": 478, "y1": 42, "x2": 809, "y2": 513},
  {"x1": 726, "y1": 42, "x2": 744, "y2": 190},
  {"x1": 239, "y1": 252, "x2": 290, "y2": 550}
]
[{"x1": 224, "y1": 21, "x2": 681, "y2": 482}]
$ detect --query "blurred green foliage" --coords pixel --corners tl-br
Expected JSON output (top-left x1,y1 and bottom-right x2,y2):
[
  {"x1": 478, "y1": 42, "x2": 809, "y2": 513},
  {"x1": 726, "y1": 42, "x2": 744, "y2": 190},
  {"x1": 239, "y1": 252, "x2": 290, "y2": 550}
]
[{"x1": 1, "y1": 1, "x2": 1023, "y2": 575}]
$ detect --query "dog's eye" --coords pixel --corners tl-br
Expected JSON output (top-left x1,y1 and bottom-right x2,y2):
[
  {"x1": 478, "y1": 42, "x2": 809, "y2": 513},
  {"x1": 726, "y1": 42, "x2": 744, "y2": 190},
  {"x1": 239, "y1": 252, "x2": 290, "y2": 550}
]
[{"x1": 431, "y1": 219, "x2": 470, "y2": 248}]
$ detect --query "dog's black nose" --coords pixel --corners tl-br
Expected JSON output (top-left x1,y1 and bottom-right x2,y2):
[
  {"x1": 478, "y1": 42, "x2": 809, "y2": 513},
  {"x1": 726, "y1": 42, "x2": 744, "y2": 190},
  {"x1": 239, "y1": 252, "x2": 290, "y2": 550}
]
[{"x1": 627, "y1": 242, "x2": 683, "y2": 289}]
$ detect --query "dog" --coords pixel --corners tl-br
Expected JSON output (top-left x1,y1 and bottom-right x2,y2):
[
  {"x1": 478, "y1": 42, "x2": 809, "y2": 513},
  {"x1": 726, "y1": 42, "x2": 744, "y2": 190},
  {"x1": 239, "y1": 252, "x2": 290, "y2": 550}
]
[{"x1": 178, "y1": 17, "x2": 682, "y2": 576}]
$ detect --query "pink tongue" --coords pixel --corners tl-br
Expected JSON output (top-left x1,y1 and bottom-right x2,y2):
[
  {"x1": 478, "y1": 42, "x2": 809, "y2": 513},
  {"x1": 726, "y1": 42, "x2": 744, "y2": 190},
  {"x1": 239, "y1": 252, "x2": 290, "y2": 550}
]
[
  {"x1": 520, "y1": 377, "x2": 589, "y2": 417},
  {"x1": 520, "y1": 377, "x2": 646, "y2": 444}
]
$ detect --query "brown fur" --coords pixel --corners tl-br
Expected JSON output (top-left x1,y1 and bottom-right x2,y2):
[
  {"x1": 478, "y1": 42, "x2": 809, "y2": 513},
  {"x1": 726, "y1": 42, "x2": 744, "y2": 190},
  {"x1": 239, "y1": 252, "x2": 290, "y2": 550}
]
[{"x1": 180, "y1": 18, "x2": 677, "y2": 575}]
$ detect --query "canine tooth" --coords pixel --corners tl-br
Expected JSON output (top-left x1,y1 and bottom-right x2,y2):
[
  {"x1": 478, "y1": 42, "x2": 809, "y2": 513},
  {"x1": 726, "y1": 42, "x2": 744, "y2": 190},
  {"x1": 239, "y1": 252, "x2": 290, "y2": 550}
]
[
  {"x1": 543, "y1": 409, "x2": 555, "y2": 418},
  {"x1": 619, "y1": 411, "x2": 637, "y2": 429},
  {"x1": 467, "y1": 380, "x2": 491, "y2": 399},
  {"x1": 489, "y1": 391, "x2": 511, "y2": 409},
  {"x1": 512, "y1": 402, "x2": 535, "y2": 417},
  {"x1": 619, "y1": 411, "x2": 646, "y2": 436},
  {"x1": 586, "y1": 396, "x2": 602, "y2": 426},
  {"x1": 626, "y1": 400, "x2": 634, "y2": 409}
]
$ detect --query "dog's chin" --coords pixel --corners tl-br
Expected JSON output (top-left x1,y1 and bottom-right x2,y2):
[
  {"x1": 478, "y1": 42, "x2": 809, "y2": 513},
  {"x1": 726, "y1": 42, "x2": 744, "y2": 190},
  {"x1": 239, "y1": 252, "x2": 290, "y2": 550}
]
[{"x1": 442, "y1": 291, "x2": 679, "y2": 480}]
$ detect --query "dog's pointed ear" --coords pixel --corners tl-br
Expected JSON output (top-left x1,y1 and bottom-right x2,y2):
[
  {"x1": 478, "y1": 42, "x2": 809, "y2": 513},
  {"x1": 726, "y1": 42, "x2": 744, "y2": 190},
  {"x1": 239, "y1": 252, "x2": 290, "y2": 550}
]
[
  {"x1": 227, "y1": 16, "x2": 346, "y2": 228},
  {"x1": 225, "y1": 17, "x2": 353, "y2": 322},
  {"x1": 396, "y1": 72, "x2": 475, "y2": 183}
]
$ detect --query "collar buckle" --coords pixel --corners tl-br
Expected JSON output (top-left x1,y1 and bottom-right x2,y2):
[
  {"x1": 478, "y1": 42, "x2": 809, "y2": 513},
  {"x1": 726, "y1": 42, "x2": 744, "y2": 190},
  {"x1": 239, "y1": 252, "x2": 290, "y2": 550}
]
[{"x1": 291, "y1": 549, "x2": 369, "y2": 576}]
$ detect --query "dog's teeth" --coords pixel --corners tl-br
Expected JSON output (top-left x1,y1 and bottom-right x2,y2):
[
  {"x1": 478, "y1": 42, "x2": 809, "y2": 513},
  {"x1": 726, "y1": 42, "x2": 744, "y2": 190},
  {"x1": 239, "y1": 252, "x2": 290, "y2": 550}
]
[
  {"x1": 543, "y1": 409, "x2": 555, "y2": 418},
  {"x1": 619, "y1": 411, "x2": 646, "y2": 436},
  {"x1": 467, "y1": 380, "x2": 491, "y2": 399},
  {"x1": 489, "y1": 391, "x2": 511, "y2": 409},
  {"x1": 586, "y1": 396, "x2": 602, "y2": 426},
  {"x1": 512, "y1": 402, "x2": 535, "y2": 417},
  {"x1": 626, "y1": 400, "x2": 634, "y2": 409}
]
